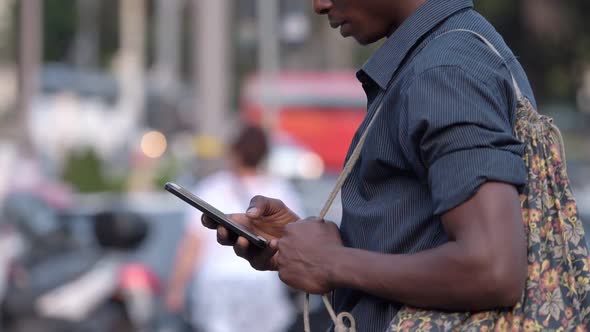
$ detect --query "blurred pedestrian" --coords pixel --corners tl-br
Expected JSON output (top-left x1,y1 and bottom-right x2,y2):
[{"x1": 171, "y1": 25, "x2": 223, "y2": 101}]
[{"x1": 166, "y1": 125, "x2": 302, "y2": 332}]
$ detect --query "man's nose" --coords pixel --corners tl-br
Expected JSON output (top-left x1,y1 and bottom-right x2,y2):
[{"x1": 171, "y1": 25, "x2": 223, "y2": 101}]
[{"x1": 313, "y1": 0, "x2": 333, "y2": 15}]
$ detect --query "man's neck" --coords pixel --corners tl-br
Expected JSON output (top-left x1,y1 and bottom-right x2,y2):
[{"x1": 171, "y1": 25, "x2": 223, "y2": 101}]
[{"x1": 233, "y1": 166, "x2": 258, "y2": 178}]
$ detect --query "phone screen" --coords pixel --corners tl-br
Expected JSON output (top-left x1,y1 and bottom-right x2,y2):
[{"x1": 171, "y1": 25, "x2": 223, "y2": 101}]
[{"x1": 164, "y1": 182, "x2": 268, "y2": 248}]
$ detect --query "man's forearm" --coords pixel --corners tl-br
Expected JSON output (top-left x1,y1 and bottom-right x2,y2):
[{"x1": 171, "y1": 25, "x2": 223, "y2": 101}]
[{"x1": 329, "y1": 242, "x2": 522, "y2": 311}]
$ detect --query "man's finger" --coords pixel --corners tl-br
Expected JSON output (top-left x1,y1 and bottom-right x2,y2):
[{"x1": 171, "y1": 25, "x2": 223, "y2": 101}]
[
  {"x1": 217, "y1": 225, "x2": 237, "y2": 245},
  {"x1": 251, "y1": 248, "x2": 278, "y2": 271},
  {"x1": 246, "y1": 195, "x2": 285, "y2": 218},
  {"x1": 269, "y1": 239, "x2": 279, "y2": 251},
  {"x1": 274, "y1": 248, "x2": 283, "y2": 269},
  {"x1": 233, "y1": 236, "x2": 250, "y2": 258},
  {"x1": 246, "y1": 195, "x2": 267, "y2": 217},
  {"x1": 269, "y1": 252, "x2": 280, "y2": 271},
  {"x1": 201, "y1": 215, "x2": 217, "y2": 229}
]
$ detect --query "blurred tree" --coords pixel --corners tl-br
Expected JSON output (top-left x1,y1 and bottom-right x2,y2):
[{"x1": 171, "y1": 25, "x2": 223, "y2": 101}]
[
  {"x1": 153, "y1": 0, "x2": 183, "y2": 93},
  {"x1": 62, "y1": 148, "x2": 125, "y2": 192},
  {"x1": 97, "y1": 0, "x2": 120, "y2": 67},
  {"x1": 43, "y1": 0, "x2": 76, "y2": 62},
  {"x1": 17, "y1": 0, "x2": 42, "y2": 154},
  {"x1": 62, "y1": 148, "x2": 108, "y2": 192},
  {"x1": 43, "y1": 0, "x2": 118, "y2": 66},
  {"x1": 477, "y1": 0, "x2": 590, "y2": 104},
  {"x1": 73, "y1": 0, "x2": 100, "y2": 69},
  {"x1": 153, "y1": 158, "x2": 180, "y2": 190},
  {"x1": 0, "y1": 0, "x2": 17, "y2": 118},
  {"x1": 37, "y1": 0, "x2": 590, "y2": 107}
]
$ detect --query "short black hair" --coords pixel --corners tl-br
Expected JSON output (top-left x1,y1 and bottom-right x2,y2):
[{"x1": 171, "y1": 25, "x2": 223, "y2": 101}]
[{"x1": 230, "y1": 125, "x2": 269, "y2": 168}]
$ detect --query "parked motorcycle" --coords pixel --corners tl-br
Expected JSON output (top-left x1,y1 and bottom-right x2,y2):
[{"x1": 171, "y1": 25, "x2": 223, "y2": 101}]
[{"x1": 0, "y1": 192, "x2": 160, "y2": 332}]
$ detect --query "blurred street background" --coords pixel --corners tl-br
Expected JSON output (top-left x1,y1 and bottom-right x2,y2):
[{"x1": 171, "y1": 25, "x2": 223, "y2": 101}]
[{"x1": 0, "y1": 0, "x2": 589, "y2": 331}]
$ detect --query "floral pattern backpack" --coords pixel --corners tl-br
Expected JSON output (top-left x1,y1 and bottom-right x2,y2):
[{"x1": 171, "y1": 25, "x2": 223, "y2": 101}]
[{"x1": 387, "y1": 30, "x2": 590, "y2": 332}]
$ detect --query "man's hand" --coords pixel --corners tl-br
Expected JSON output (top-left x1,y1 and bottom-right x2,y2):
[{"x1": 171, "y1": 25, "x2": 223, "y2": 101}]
[
  {"x1": 201, "y1": 195, "x2": 299, "y2": 271},
  {"x1": 275, "y1": 217, "x2": 343, "y2": 294}
]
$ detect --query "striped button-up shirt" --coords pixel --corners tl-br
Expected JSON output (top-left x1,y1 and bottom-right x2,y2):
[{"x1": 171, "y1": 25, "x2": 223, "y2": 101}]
[{"x1": 333, "y1": 0, "x2": 535, "y2": 331}]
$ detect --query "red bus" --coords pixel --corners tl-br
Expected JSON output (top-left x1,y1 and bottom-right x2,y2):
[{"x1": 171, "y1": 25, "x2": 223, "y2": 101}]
[{"x1": 240, "y1": 71, "x2": 366, "y2": 173}]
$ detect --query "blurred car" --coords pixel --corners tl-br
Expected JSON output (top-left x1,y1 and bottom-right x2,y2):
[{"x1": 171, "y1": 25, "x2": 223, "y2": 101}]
[
  {"x1": 29, "y1": 63, "x2": 194, "y2": 165},
  {"x1": 241, "y1": 71, "x2": 366, "y2": 173}
]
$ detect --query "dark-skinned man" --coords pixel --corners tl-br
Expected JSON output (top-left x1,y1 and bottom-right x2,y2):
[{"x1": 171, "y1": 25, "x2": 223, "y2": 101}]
[{"x1": 203, "y1": 0, "x2": 534, "y2": 330}]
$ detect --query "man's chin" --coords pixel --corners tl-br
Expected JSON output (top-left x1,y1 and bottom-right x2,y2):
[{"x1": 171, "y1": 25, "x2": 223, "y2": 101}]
[
  {"x1": 352, "y1": 34, "x2": 382, "y2": 46},
  {"x1": 354, "y1": 36, "x2": 372, "y2": 46}
]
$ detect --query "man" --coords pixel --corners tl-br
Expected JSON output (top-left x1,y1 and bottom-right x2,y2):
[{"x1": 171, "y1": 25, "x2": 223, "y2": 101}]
[{"x1": 203, "y1": 0, "x2": 534, "y2": 330}]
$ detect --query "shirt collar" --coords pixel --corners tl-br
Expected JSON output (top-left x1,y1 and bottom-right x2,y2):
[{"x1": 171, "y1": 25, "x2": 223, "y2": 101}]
[{"x1": 359, "y1": 0, "x2": 474, "y2": 90}]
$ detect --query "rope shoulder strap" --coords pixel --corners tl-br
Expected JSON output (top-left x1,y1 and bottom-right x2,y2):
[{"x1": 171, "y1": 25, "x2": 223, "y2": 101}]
[{"x1": 303, "y1": 101, "x2": 385, "y2": 332}]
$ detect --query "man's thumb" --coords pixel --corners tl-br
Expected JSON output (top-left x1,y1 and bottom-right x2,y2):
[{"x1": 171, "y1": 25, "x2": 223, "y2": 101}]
[
  {"x1": 246, "y1": 206, "x2": 260, "y2": 217},
  {"x1": 246, "y1": 195, "x2": 270, "y2": 217}
]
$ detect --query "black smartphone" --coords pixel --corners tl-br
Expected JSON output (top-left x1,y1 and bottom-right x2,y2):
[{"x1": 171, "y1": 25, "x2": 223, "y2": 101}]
[{"x1": 164, "y1": 182, "x2": 268, "y2": 248}]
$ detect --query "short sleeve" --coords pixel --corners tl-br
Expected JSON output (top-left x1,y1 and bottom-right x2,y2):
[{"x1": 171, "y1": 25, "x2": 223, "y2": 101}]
[{"x1": 401, "y1": 66, "x2": 526, "y2": 216}]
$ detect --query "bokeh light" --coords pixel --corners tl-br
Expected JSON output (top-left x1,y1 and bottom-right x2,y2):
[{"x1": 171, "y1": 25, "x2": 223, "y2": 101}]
[{"x1": 140, "y1": 131, "x2": 167, "y2": 158}]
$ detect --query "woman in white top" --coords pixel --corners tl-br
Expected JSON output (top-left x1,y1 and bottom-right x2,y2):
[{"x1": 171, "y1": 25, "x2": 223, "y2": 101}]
[{"x1": 166, "y1": 125, "x2": 303, "y2": 332}]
